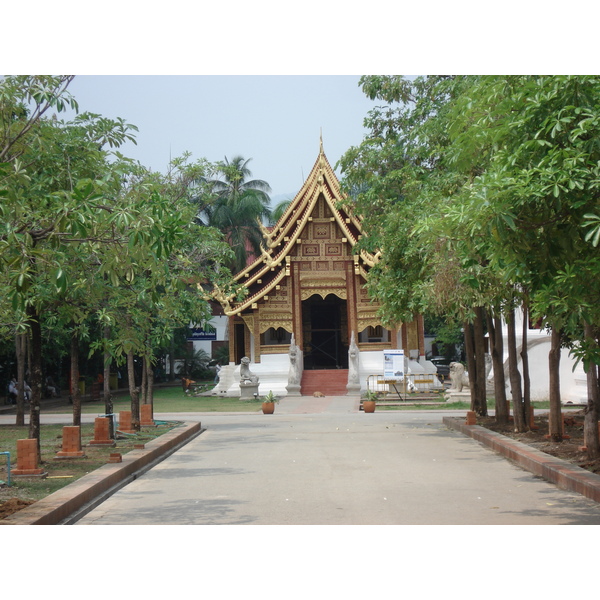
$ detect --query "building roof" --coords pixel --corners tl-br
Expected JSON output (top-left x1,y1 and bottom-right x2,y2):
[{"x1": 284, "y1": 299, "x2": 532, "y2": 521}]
[{"x1": 214, "y1": 141, "x2": 379, "y2": 316}]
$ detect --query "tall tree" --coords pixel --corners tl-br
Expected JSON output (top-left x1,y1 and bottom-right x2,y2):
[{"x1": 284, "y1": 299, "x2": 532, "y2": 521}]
[{"x1": 202, "y1": 155, "x2": 272, "y2": 272}]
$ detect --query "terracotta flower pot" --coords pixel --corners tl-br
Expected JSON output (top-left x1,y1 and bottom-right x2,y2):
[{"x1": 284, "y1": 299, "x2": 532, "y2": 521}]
[
  {"x1": 262, "y1": 402, "x2": 275, "y2": 414},
  {"x1": 363, "y1": 400, "x2": 376, "y2": 413}
]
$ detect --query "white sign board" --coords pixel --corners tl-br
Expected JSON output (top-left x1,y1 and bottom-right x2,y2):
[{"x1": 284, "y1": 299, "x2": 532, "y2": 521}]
[{"x1": 383, "y1": 349, "x2": 405, "y2": 382}]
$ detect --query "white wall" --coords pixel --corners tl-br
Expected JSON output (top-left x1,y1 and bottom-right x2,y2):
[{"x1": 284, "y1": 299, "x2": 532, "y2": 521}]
[
  {"x1": 501, "y1": 311, "x2": 587, "y2": 404},
  {"x1": 191, "y1": 315, "x2": 228, "y2": 358}
]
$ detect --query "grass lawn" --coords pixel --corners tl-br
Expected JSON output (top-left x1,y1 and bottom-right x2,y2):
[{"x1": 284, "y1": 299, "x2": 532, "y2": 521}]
[
  {"x1": 377, "y1": 400, "x2": 552, "y2": 411},
  {"x1": 43, "y1": 383, "x2": 264, "y2": 414}
]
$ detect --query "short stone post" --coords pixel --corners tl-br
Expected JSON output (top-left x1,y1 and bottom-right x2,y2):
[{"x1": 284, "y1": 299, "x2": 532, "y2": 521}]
[
  {"x1": 11, "y1": 439, "x2": 46, "y2": 477},
  {"x1": 55, "y1": 426, "x2": 85, "y2": 459},
  {"x1": 465, "y1": 411, "x2": 477, "y2": 425},
  {"x1": 118, "y1": 410, "x2": 136, "y2": 434},
  {"x1": 545, "y1": 415, "x2": 570, "y2": 440},
  {"x1": 529, "y1": 406, "x2": 539, "y2": 430},
  {"x1": 89, "y1": 417, "x2": 115, "y2": 446},
  {"x1": 507, "y1": 400, "x2": 514, "y2": 421},
  {"x1": 140, "y1": 404, "x2": 155, "y2": 427}
]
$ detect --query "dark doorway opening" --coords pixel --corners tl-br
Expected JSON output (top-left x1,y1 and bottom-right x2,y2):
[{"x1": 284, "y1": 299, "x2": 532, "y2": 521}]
[{"x1": 302, "y1": 294, "x2": 348, "y2": 369}]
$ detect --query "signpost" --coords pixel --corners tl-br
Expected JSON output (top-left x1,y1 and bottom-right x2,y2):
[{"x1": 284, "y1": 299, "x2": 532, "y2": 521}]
[
  {"x1": 187, "y1": 326, "x2": 217, "y2": 342},
  {"x1": 383, "y1": 349, "x2": 406, "y2": 398}
]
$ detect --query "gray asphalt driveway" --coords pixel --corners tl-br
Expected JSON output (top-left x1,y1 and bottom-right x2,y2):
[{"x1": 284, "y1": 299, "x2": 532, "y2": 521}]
[{"x1": 74, "y1": 398, "x2": 600, "y2": 525}]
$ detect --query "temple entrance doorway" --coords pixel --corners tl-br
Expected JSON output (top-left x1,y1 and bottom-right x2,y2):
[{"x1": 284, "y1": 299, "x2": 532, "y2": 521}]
[{"x1": 302, "y1": 294, "x2": 348, "y2": 370}]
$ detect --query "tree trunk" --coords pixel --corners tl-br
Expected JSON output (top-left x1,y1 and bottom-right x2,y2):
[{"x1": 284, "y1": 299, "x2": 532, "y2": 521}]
[
  {"x1": 102, "y1": 326, "x2": 114, "y2": 439},
  {"x1": 463, "y1": 320, "x2": 478, "y2": 412},
  {"x1": 26, "y1": 305, "x2": 43, "y2": 462},
  {"x1": 145, "y1": 354, "x2": 155, "y2": 409},
  {"x1": 548, "y1": 325, "x2": 563, "y2": 442},
  {"x1": 521, "y1": 302, "x2": 531, "y2": 428},
  {"x1": 141, "y1": 352, "x2": 148, "y2": 405},
  {"x1": 169, "y1": 333, "x2": 175, "y2": 381},
  {"x1": 487, "y1": 311, "x2": 508, "y2": 424},
  {"x1": 583, "y1": 323, "x2": 600, "y2": 458},
  {"x1": 15, "y1": 332, "x2": 26, "y2": 427},
  {"x1": 473, "y1": 306, "x2": 488, "y2": 416},
  {"x1": 70, "y1": 329, "x2": 81, "y2": 427},
  {"x1": 127, "y1": 351, "x2": 140, "y2": 431},
  {"x1": 506, "y1": 308, "x2": 525, "y2": 432}
]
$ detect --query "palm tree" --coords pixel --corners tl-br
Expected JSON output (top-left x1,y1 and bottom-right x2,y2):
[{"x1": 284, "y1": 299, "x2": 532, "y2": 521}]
[
  {"x1": 270, "y1": 198, "x2": 292, "y2": 224},
  {"x1": 203, "y1": 156, "x2": 272, "y2": 272}
]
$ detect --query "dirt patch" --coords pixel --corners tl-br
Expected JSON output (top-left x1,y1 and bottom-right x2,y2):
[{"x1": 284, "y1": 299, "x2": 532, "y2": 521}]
[
  {"x1": 0, "y1": 497, "x2": 35, "y2": 519},
  {"x1": 478, "y1": 410, "x2": 600, "y2": 475},
  {"x1": 0, "y1": 420, "x2": 183, "y2": 521}
]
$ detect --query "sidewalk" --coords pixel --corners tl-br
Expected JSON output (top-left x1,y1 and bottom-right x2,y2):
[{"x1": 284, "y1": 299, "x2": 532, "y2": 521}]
[
  {"x1": 75, "y1": 399, "x2": 600, "y2": 525},
  {"x1": 3, "y1": 395, "x2": 600, "y2": 524}
]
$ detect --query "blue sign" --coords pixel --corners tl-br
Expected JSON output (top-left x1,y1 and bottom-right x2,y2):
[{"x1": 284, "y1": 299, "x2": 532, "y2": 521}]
[{"x1": 187, "y1": 326, "x2": 217, "y2": 341}]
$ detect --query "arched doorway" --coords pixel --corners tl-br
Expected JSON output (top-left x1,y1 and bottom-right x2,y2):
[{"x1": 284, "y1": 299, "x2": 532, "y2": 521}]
[{"x1": 302, "y1": 294, "x2": 348, "y2": 369}]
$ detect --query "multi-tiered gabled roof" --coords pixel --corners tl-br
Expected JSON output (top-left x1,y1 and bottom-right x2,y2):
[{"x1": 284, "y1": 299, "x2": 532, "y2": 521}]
[{"x1": 215, "y1": 140, "x2": 379, "y2": 316}]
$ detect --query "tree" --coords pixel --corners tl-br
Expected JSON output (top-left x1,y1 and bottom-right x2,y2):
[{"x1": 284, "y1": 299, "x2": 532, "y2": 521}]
[
  {"x1": 445, "y1": 75, "x2": 600, "y2": 447},
  {"x1": 201, "y1": 155, "x2": 272, "y2": 272},
  {"x1": 0, "y1": 76, "x2": 233, "y2": 448},
  {"x1": 341, "y1": 75, "x2": 600, "y2": 446},
  {"x1": 0, "y1": 76, "x2": 133, "y2": 453},
  {"x1": 85, "y1": 158, "x2": 237, "y2": 430},
  {"x1": 338, "y1": 75, "x2": 494, "y2": 415},
  {"x1": 270, "y1": 198, "x2": 293, "y2": 224}
]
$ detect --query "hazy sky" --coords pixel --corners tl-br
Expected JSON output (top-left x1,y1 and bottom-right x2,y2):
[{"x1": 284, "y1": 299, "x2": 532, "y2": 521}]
[{"x1": 66, "y1": 75, "x2": 380, "y2": 200}]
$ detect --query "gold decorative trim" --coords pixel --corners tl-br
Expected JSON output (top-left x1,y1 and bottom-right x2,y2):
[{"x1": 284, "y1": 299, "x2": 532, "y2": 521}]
[
  {"x1": 301, "y1": 288, "x2": 347, "y2": 301},
  {"x1": 258, "y1": 318, "x2": 293, "y2": 334}
]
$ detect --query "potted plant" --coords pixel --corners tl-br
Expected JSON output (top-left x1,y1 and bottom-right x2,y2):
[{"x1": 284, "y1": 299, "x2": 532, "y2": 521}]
[
  {"x1": 261, "y1": 390, "x2": 279, "y2": 414},
  {"x1": 362, "y1": 390, "x2": 378, "y2": 413}
]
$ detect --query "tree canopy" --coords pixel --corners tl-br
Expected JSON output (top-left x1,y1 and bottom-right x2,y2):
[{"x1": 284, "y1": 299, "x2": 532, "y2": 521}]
[
  {"x1": 339, "y1": 75, "x2": 600, "y2": 452},
  {"x1": 0, "y1": 76, "x2": 236, "y2": 440}
]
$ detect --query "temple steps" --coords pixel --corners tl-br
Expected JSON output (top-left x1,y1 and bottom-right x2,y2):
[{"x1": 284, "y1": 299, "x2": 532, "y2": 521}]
[{"x1": 300, "y1": 369, "x2": 349, "y2": 396}]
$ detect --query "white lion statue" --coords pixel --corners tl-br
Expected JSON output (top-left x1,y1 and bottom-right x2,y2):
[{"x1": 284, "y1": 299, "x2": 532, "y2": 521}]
[
  {"x1": 449, "y1": 362, "x2": 470, "y2": 392},
  {"x1": 240, "y1": 356, "x2": 259, "y2": 384},
  {"x1": 348, "y1": 332, "x2": 360, "y2": 385},
  {"x1": 288, "y1": 335, "x2": 301, "y2": 385}
]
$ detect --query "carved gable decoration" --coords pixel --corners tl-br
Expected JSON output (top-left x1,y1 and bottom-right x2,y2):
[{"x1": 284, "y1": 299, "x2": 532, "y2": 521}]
[{"x1": 213, "y1": 140, "x2": 381, "y2": 317}]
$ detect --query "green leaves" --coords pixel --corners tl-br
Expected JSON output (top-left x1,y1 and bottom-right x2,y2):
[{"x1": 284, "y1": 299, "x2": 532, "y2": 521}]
[
  {"x1": 339, "y1": 74, "x2": 600, "y2": 363},
  {"x1": 583, "y1": 213, "x2": 600, "y2": 247}
]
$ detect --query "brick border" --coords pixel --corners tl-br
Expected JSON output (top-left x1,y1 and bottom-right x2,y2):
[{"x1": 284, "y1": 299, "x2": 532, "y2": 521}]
[
  {"x1": 1, "y1": 421, "x2": 203, "y2": 525},
  {"x1": 443, "y1": 417, "x2": 600, "y2": 504}
]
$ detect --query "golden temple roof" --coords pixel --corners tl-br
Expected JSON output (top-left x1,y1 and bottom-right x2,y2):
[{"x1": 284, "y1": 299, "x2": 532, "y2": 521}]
[{"x1": 216, "y1": 141, "x2": 379, "y2": 316}]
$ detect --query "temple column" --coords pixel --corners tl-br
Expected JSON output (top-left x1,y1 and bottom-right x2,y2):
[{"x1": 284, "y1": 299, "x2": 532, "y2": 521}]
[
  {"x1": 253, "y1": 314, "x2": 261, "y2": 363},
  {"x1": 346, "y1": 263, "x2": 358, "y2": 339},
  {"x1": 228, "y1": 316, "x2": 236, "y2": 364},
  {"x1": 292, "y1": 263, "x2": 303, "y2": 351},
  {"x1": 417, "y1": 313, "x2": 426, "y2": 357}
]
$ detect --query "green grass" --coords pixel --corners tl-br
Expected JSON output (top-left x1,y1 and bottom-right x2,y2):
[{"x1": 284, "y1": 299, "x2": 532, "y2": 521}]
[
  {"x1": 43, "y1": 383, "x2": 264, "y2": 414},
  {"x1": 376, "y1": 399, "x2": 552, "y2": 411}
]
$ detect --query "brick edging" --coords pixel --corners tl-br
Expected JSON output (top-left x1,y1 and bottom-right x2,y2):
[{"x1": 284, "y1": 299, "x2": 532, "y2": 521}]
[
  {"x1": 1, "y1": 421, "x2": 202, "y2": 525},
  {"x1": 443, "y1": 416, "x2": 600, "y2": 504}
]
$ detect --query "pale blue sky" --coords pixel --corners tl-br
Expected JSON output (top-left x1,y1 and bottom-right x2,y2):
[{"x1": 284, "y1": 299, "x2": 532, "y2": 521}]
[{"x1": 66, "y1": 75, "x2": 380, "y2": 200}]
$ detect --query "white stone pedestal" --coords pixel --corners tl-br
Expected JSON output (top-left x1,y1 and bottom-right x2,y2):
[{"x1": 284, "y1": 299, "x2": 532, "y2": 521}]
[{"x1": 240, "y1": 382, "x2": 260, "y2": 400}]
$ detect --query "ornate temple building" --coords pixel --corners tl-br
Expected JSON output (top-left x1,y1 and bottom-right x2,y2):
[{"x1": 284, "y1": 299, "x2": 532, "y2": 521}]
[{"x1": 211, "y1": 141, "x2": 429, "y2": 397}]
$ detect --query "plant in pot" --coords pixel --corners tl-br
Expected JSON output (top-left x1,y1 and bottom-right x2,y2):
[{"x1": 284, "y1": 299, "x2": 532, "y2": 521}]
[
  {"x1": 261, "y1": 390, "x2": 279, "y2": 414},
  {"x1": 362, "y1": 390, "x2": 378, "y2": 413}
]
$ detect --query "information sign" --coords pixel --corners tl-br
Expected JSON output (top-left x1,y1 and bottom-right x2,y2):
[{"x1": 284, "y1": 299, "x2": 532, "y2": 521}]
[{"x1": 383, "y1": 349, "x2": 405, "y2": 382}]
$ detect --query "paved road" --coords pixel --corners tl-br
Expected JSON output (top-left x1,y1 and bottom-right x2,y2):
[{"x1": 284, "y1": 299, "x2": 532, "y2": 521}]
[{"x1": 71, "y1": 396, "x2": 600, "y2": 525}]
